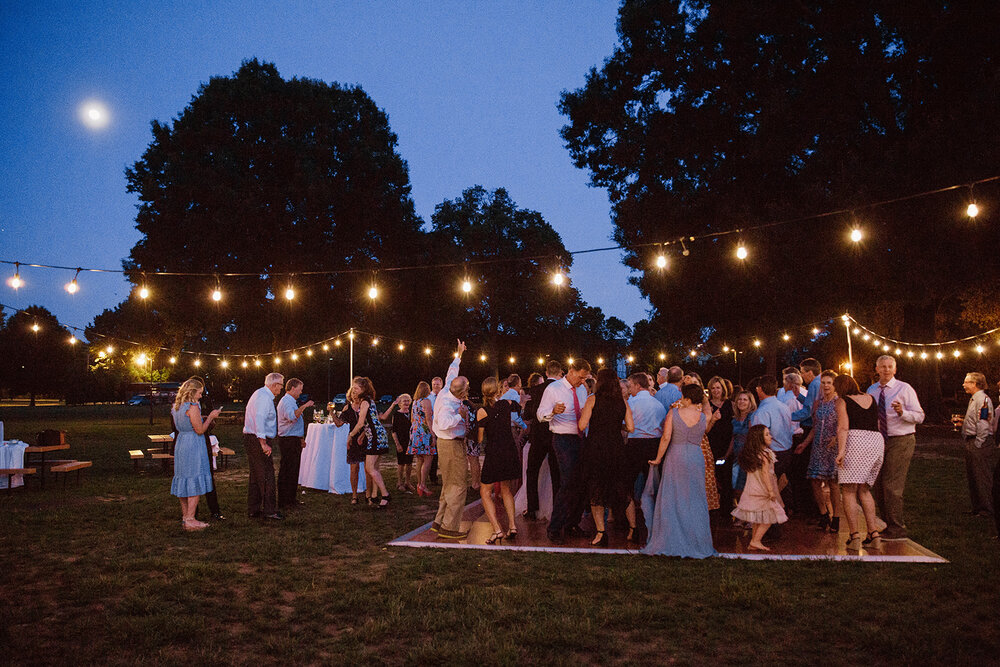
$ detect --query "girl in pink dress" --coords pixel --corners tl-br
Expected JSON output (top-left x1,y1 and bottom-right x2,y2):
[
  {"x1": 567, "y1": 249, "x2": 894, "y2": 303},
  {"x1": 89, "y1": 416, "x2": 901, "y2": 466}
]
[{"x1": 732, "y1": 425, "x2": 788, "y2": 551}]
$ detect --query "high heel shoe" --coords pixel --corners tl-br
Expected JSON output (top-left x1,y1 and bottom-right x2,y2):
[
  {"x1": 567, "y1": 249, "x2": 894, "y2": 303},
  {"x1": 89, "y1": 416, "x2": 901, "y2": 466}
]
[
  {"x1": 378, "y1": 494, "x2": 391, "y2": 508},
  {"x1": 505, "y1": 527, "x2": 518, "y2": 541},
  {"x1": 366, "y1": 496, "x2": 375, "y2": 507},
  {"x1": 827, "y1": 516, "x2": 840, "y2": 533},
  {"x1": 486, "y1": 530, "x2": 504, "y2": 545},
  {"x1": 591, "y1": 530, "x2": 608, "y2": 547},
  {"x1": 817, "y1": 513, "x2": 830, "y2": 531},
  {"x1": 863, "y1": 530, "x2": 881, "y2": 548},
  {"x1": 846, "y1": 532, "x2": 862, "y2": 551}
]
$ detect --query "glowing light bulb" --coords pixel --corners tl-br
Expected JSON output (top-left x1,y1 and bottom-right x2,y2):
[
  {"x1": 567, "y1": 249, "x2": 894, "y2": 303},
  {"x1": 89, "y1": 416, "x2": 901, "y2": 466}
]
[
  {"x1": 453, "y1": 351, "x2": 459, "y2": 358},
  {"x1": 284, "y1": 287, "x2": 295, "y2": 301},
  {"x1": 537, "y1": 357, "x2": 544, "y2": 365},
  {"x1": 68, "y1": 336, "x2": 77, "y2": 345},
  {"x1": 221, "y1": 360, "x2": 229, "y2": 368},
  {"x1": 136, "y1": 354, "x2": 147, "y2": 365},
  {"x1": 976, "y1": 345, "x2": 985, "y2": 354},
  {"x1": 371, "y1": 338, "x2": 379, "y2": 347},
  {"x1": 169, "y1": 356, "x2": 176, "y2": 364},
  {"x1": 368, "y1": 285, "x2": 378, "y2": 300},
  {"x1": 568, "y1": 357, "x2": 576, "y2": 365},
  {"x1": 841, "y1": 314, "x2": 850, "y2": 323},
  {"x1": 658, "y1": 353, "x2": 666, "y2": 360},
  {"x1": 844, "y1": 362, "x2": 852, "y2": 370},
  {"x1": 291, "y1": 353, "x2": 299, "y2": 360},
  {"x1": 850, "y1": 228, "x2": 862, "y2": 243},
  {"x1": 655, "y1": 254, "x2": 667, "y2": 269},
  {"x1": 241, "y1": 360, "x2": 248, "y2": 368},
  {"x1": 348, "y1": 332, "x2": 355, "y2": 340},
  {"x1": 862, "y1": 334, "x2": 870, "y2": 341},
  {"x1": 935, "y1": 351, "x2": 944, "y2": 359},
  {"x1": 509, "y1": 356, "x2": 516, "y2": 364},
  {"x1": 424, "y1": 347, "x2": 431, "y2": 356},
  {"x1": 920, "y1": 352, "x2": 928, "y2": 360},
  {"x1": 480, "y1": 354, "x2": 487, "y2": 362},
  {"x1": 106, "y1": 345, "x2": 114, "y2": 354},
  {"x1": 306, "y1": 349, "x2": 313, "y2": 356},
  {"x1": 689, "y1": 350, "x2": 697, "y2": 357},
  {"x1": 597, "y1": 357, "x2": 604, "y2": 365},
  {"x1": 753, "y1": 339, "x2": 761, "y2": 348},
  {"x1": 98, "y1": 350, "x2": 106, "y2": 359},
  {"x1": 274, "y1": 357, "x2": 281, "y2": 365},
  {"x1": 552, "y1": 271, "x2": 565, "y2": 286},
  {"x1": 322, "y1": 344, "x2": 329, "y2": 351},
  {"x1": 397, "y1": 343, "x2": 405, "y2": 351},
  {"x1": 812, "y1": 328, "x2": 820, "y2": 335},
  {"x1": 461, "y1": 279, "x2": 472, "y2": 293},
  {"x1": 334, "y1": 340, "x2": 341, "y2": 347},
  {"x1": 722, "y1": 345, "x2": 730, "y2": 353},
  {"x1": 967, "y1": 203, "x2": 979, "y2": 218},
  {"x1": 31, "y1": 323, "x2": 40, "y2": 332},
  {"x1": 194, "y1": 359, "x2": 201, "y2": 367},
  {"x1": 65, "y1": 279, "x2": 79, "y2": 294},
  {"x1": 895, "y1": 348, "x2": 902, "y2": 356},
  {"x1": 626, "y1": 355, "x2": 634, "y2": 363},
  {"x1": 882, "y1": 345, "x2": 890, "y2": 352},
  {"x1": 952, "y1": 349, "x2": 961, "y2": 358},
  {"x1": 211, "y1": 289, "x2": 222, "y2": 302},
  {"x1": 906, "y1": 350, "x2": 914, "y2": 358},
  {"x1": 782, "y1": 333, "x2": 790, "y2": 341},
  {"x1": 255, "y1": 359, "x2": 262, "y2": 367},
  {"x1": 736, "y1": 245, "x2": 748, "y2": 260},
  {"x1": 138, "y1": 286, "x2": 149, "y2": 299},
  {"x1": 8, "y1": 273, "x2": 22, "y2": 289},
  {"x1": 853, "y1": 328, "x2": 860, "y2": 335}
]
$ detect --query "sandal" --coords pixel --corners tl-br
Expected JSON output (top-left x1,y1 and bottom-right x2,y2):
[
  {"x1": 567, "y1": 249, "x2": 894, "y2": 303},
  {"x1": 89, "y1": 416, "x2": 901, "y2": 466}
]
[
  {"x1": 863, "y1": 531, "x2": 881, "y2": 548},
  {"x1": 505, "y1": 527, "x2": 518, "y2": 541},
  {"x1": 486, "y1": 530, "x2": 504, "y2": 545},
  {"x1": 350, "y1": 496, "x2": 358, "y2": 505},
  {"x1": 378, "y1": 494, "x2": 391, "y2": 508},
  {"x1": 846, "y1": 532, "x2": 862, "y2": 551}
]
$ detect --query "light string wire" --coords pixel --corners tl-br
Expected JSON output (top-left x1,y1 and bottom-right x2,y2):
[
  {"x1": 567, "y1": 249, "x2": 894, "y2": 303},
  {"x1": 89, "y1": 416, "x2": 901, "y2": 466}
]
[
  {"x1": 2, "y1": 174, "x2": 996, "y2": 280},
  {"x1": 845, "y1": 315, "x2": 1000, "y2": 349}
]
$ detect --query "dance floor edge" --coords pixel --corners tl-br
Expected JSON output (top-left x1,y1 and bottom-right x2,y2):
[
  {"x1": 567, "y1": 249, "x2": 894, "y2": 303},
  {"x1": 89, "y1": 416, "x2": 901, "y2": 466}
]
[{"x1": 388, "y1": 500, "x2": 947, "y2": 563}]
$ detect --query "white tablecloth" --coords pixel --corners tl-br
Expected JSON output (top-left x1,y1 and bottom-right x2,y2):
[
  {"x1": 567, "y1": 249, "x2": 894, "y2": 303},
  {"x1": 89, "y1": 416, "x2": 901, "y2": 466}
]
[
  {"x1": 0, "y1": 441, "x2": 30, "y2": 489},
  {"x1": 513, "y1": 440, "x2": 553, "y2": 521},
  {"x1": 299, "y1": 423, "x2": 366, "y2": 494}
]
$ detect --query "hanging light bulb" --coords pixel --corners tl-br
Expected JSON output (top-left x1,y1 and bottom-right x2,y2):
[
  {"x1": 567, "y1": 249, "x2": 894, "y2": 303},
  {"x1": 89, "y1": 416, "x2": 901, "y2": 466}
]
[
  {"x1": 291, "y1": 353, "x2": 299, "y2": 360},
  {"x1": 597, "y1": 357, "x2": 604, "y2": 365},
  {"x1": 241, "y1": 360, "x2": 249, "y2": 368},
  {"x1": 348, "y1": 331, "x2": 355, "y2": 340},
  {"x1": 254, "y1": 359, "x2": 262, "y2": 367},
  {"x1": 626, "y1": 355, "x2": 634, "y2": 363},
  {"x1": 935, "y1": 351, "x2": 944, "y2": 359},
  {"x1": 782, "y1": 333, "x2": 790, "y2": 342},
  {"x1": 850, "y1": 228, "x2": 863, "y2": 243},
  {"x1": 106, "y1": 345, "x2": 114, "y2": 354},
  {"x1": 424, "y1": 347, "x2": 432, "y2": 356},
  {"x1": 952, "y1": 349, "x2": 961, "y2": 358},
  {"x1": 509, "y1": 356, "x2": 516, "y2": 364},
  {"x1": 65, "y1": 269, "x2": 81, "y2": 294},
  {"x1": 334, "y1": 339, "x2": 342, "y2": 347},
  {"x1": 894, "y1": 348, "x2": 902, "y2": 356},
  {"x1": 920, "y1": 351, "x2": 928, "y2": 360},
  {"x1": 812, "y1": 328, "x2": 820, "y2": 335},
  {"x1": 136, "y1": 353, "x2": 147, "y2": 365},
  {"x1": 853, "y1": 328, "x2": 861, "y2": 335},
  {"x1": 655, "y1": 253, "x2": 667, "y2": 269},
  {"x1": 735, "y1": 245, "x2": 748, "y2": 260},
  {"x1": 753, "y1": 339, "x2": 761, "y2": 348},
  {"x1": 569, "y1": 357, "x2": 576, "y2": 365},
  {"x1": 211, "y1": 287, "x2": 222, "y2": 302},
  {"x1": 658, "y1": 352, "x2": 666, "y2": 360},
  {"x1": 169, "y1": 356, "x2": 176, "y2": 364},
  {"x1": 274, "y1": 357, "x2": 281, "y2": 365},
  {"x1": 722, "y1": 345, "x2": 730, "y2": 353},
  {"x1": 906, "y1": 350, "x2": 915, "y2": 358},
  {"x1": 689, "y1": 349, "x2": 697, "y2": 357},
  {"x1": 31, "y1": 323, "x2": 40, "y2": 332},
  {"x1": 480, "y1": 354, "x2": 487, "y2": 362},
  {"x1": 368, "y1": 285, "x2": 378, "y2": 300},
  {"x1": 138, "y1": 286, "x2": 149, "y2": 299},
  {"x1": 306, "y1": 349, "x2": 313, "y2": 356},
  {"x1": 322, "y1": 344, "x2": 329, "y2": 351},
  {"x1": 552, "y1": 270, "x2": 565, "y2": 286},
  {"x1": 680, "y1": 238, "x2": 690, "y2": 257},
  {"x1": 537, "y1": 357, "x2": 544, "y2": 366},
  {"x1": 194, "y1": 359, "x2": 202, "y2": 367},
  {"x1": 221, "y1": 359, "x2": 229, "y2": 368},
  {"x1": 284, "y1": 286, "x2": 295, "y2": 301},
  {"x1": 967, "y1": 203, "x2": 979, "y2": 218},
  {"x1": 461, "y1": 278, "x2": 473, "y2": 293},
  {"x1": 371, "y1": 338, "x2": 379, "y2": 347},
  {"x1": 8, "y1": 263, "x2": 23, "y2": 289},
  {"x1": 976, "y1": 344, "x2": 985, "y2": 354},
  {"x1": 397, "y1": 343, "x2": 405, "y2": 351},
  {"x1": 68, "y1": 335, "x2": 77, "y2": 345}
]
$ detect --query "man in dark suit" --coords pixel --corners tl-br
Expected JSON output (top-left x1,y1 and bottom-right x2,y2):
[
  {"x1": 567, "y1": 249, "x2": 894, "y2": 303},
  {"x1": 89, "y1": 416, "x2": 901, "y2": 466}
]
[{"x1": 521, "y1": 360, "x2": 563, "y2": 520}]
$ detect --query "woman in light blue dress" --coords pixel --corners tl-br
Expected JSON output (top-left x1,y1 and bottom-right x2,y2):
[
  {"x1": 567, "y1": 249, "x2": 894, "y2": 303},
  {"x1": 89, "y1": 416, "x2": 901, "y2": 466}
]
[
  {"x1": 171, "y1": 378, "x2": 221, "y2": 531},
  {"x1": 641, "y1": 383, "x2": 717, "y2": 558}
]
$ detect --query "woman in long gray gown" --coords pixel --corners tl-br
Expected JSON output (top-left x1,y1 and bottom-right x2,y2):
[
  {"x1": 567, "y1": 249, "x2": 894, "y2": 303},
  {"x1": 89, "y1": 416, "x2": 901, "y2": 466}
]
[{"x1": 641, "y1": 383, "x2": 716, "y2": 558}]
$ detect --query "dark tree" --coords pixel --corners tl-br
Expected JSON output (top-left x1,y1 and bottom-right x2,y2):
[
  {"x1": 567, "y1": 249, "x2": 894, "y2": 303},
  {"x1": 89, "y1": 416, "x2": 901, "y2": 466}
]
[
  {"x1": 116, "y1": 59, "x2": 424, "y2": 361},
  {"x1": 560, "y1": 0, "x2": 1000, "y2": 379},
  {"x1": 0, "y1": 306, "x2": 83, "y2": 405}
]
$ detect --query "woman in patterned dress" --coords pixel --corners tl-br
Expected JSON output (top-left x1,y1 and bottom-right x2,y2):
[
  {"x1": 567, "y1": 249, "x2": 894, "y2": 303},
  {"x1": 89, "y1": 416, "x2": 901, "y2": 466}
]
[
  {"x1": 348, "y1": 376, "x2": 392, "y2": 508},
  {"x1": 407, "y1": 381, "x2": 436, "y2": 497},
  {"x1": 834, "y1": 374, "x2": 885, "y2": 551},
  {"x1": 796, "y1": 370, "x2": 841, "y2": 532}
]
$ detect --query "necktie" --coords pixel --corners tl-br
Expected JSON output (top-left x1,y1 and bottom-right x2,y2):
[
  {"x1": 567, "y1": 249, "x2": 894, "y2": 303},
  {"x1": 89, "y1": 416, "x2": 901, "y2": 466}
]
[
  {"x1": 572, "y1": 386, "x2": 582, "y2": 436},
  {"x1": 877, "y1": 385, "x2": 888, "y2": 438}
]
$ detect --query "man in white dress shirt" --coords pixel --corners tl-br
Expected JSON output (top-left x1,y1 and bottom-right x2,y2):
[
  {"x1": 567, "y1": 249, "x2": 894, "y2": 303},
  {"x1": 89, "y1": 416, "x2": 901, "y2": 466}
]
[
  {"x1": 538, "y1": 358, "x2": 592, "y2": 543},
  {"x1": 866, "y1": 355, "x2": 925, "y2": 540},
  {"x1": 431, "y1": 340, "x2": 470, "y2": 539},
  {"x1": 276, "y1": 378, "x2": 314, "y2": 511},
  {"x1": 243, "y1": 372, "x2": 284, "y2": 520}
]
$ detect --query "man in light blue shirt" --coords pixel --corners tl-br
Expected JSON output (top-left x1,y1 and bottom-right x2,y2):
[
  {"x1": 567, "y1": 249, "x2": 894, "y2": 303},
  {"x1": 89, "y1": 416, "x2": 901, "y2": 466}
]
[
  {"x1": 751, "y1": 375, "x2": 794, "y2": 482},
  {"x1": 654, "y1": 366, "x2": 683, "y2": 411},
  {"x1": 627, "y1": 373, "x2": 667, "y2": 503},
  {"x1": 501, "y1": 374, "x2": 528, "y2": 432}
]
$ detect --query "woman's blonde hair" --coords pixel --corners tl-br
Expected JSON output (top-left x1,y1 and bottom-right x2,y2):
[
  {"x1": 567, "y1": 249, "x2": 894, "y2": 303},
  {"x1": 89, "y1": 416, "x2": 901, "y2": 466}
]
[
  {"x1": 173, "y1": 378, "x2": 204, "y2": 411},
  {"x1": 481, "y1": 376, "x2": 500, "y2": 407}
]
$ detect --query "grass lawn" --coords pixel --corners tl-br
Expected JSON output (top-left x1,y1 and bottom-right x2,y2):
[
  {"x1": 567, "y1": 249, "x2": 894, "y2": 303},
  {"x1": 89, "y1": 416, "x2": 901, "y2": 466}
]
[{"x1": 1, "y1": 406, "x2": 998, "y2": 665}]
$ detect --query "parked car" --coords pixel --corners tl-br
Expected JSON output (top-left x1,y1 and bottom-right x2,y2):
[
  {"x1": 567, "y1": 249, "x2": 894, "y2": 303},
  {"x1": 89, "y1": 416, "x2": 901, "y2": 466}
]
[{"x1": 127, "y1": 394, "x2": 151, "y2": 406}]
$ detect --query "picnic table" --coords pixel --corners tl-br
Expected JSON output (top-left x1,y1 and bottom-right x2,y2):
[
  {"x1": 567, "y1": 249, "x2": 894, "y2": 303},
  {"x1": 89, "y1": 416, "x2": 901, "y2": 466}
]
[{"x1": 24, "y1": 444, "x2": 71, "y2": 489}]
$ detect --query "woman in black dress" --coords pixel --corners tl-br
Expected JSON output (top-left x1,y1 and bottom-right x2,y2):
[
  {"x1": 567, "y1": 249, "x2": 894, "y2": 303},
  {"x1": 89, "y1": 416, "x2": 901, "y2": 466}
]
[
  {"x1": 332, "y1": 386, "x2": 369, "y2": 505},
  {"x1": 381, "y1": 394, "x2": 415, "y2": 493},
  {"x1": 705, "y1": 375, "x2": 735, "y2": 512},
  {"x1": 476, "y1": 376, "x2": 522, "y2": 544},
  {"x1": 578, "y1": 368, "x2": 635, "y2": 546}
]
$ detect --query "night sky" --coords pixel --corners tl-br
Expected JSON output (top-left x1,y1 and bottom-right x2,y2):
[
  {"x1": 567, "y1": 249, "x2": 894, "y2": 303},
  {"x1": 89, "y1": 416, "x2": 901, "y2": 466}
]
[{"x1": 0, "y1": 1, "x2": 649, "y2": 336}]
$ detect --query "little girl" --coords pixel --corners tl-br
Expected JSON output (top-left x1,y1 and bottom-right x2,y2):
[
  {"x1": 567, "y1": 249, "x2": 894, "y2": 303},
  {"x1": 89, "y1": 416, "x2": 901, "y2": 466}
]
[{"x1": 732, "y1": 424, "x2": 788, "y2": 551}]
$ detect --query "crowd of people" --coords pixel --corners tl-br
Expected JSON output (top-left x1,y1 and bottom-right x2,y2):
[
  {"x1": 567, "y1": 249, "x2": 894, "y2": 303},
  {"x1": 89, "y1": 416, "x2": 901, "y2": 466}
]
[{"x1": 165, "y1": 344, "x2": 1000, "y2": 552}]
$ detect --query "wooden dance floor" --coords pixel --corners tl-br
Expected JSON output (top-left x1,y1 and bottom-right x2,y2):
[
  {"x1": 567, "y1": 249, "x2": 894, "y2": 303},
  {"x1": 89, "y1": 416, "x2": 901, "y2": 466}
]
[{"x1": 388, "y1": 499, "x2": 947, "y2": 562}]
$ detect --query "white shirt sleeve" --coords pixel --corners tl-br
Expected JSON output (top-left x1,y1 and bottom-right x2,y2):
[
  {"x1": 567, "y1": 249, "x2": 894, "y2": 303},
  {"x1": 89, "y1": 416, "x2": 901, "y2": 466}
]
[{"x1": 537, "y1": 382, "x2": 558, "y2": 422}]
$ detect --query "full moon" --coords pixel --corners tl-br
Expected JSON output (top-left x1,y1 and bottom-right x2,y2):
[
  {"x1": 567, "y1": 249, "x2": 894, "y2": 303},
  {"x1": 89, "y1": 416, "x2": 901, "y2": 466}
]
[{"x1": 78, "y1": 99, "x2": 110, "y2": 129}]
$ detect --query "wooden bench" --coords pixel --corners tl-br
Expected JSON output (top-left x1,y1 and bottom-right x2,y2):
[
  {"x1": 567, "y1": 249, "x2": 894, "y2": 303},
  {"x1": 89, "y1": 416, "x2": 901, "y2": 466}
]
[
  {"x1": 49, "y1": 461, "x2": 92, "y2": 488},
  {"x1": 215, "y1": 411, "x2": 243, "y2": 425},
  {"x1": 151, "y1": 452, "x2": 174, "y2": 471},
  {"x1": 218, "y1": 446, "x2": 236, "y2": 470},
  {"x1": 0, "y1": 467, "x2": 36, "y2": 491},
  {"x1": 129, "y1": 450, "x2": 145, "y2": 470}
]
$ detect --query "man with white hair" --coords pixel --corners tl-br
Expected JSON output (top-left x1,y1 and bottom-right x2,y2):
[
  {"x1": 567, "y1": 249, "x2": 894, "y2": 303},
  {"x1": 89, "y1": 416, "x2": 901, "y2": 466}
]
[
  {"x1": 655, "y1": 366, "x2": 684, "y2": 410},
  {"x1": 431, "y1": 340, "x2": 470, "y2": 539},
  {"x1": 243, "y1": 372, "x2": 285, "y2": 520},
  {"x1": 866, "y1": 355, "x2": 924, "y2": 540}
]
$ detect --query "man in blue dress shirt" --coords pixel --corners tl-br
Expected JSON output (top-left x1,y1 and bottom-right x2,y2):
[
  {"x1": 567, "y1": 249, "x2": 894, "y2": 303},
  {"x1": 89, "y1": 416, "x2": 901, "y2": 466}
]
[{"x1": 751, "y1": 375, "x2": 794, "y2": 484}]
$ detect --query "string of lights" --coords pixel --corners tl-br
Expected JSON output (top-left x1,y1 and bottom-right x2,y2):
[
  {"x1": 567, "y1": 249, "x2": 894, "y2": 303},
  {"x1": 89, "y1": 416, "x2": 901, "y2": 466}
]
[{"x1": 3, "y1": 174, "x2": 996, "y2": 299}]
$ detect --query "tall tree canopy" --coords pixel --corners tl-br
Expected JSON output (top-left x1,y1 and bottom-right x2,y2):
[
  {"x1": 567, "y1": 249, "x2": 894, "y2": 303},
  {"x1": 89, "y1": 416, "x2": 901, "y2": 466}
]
[
  {"x1": 560, "y1": 0, "x2": 1000, "y2": 361},
  {"x1": 427, "y1": 186, "x2": 630, "y2": 373},
  {"x1": 0, "y1": 306, "x2": 84, "y2": 405},
  {"x1": 115, "y1": 59, "x2": 424, "y2": 358}
]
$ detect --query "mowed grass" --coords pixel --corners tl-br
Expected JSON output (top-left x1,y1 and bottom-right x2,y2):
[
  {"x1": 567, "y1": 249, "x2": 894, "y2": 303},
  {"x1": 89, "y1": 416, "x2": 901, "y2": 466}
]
[{"x1": 1, "y1": 406, "x2": 998, "y2": 665}]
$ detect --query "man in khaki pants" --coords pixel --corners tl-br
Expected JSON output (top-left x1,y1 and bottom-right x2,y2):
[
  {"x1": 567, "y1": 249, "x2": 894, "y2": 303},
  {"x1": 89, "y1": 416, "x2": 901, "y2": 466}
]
[{"x1": 431, "y1": 340, "x2": 470, "y2": 539}]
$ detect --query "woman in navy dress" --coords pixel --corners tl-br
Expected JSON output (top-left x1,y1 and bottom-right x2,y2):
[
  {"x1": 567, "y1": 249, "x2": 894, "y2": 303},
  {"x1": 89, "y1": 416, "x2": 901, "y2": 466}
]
[
  {"x1": 171, "y1": 378, "x2": 221, "y2": 531},
  {"x1": 641, "y1": 383, "x2": 716, "y2": 558}
]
